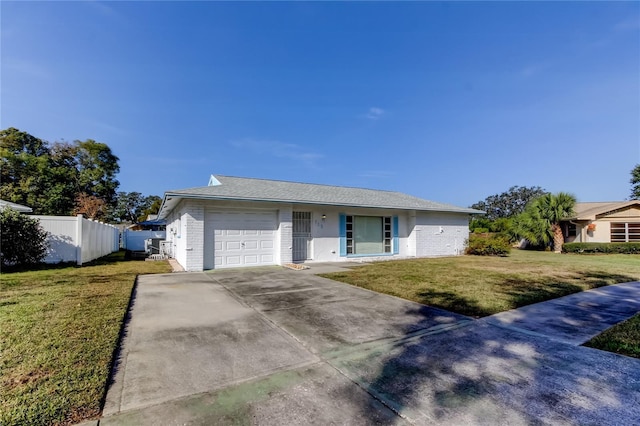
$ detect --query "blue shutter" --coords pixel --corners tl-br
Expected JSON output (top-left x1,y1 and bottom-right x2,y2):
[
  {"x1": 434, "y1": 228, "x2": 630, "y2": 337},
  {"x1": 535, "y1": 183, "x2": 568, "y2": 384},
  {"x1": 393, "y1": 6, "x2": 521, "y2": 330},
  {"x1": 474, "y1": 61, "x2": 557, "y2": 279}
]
[
  {"x1": 339, "y1": 214, "x2": 346, "y2": 256},
  {"x1": 393, "y1": 216, "x2": 399, "y2": 254}
]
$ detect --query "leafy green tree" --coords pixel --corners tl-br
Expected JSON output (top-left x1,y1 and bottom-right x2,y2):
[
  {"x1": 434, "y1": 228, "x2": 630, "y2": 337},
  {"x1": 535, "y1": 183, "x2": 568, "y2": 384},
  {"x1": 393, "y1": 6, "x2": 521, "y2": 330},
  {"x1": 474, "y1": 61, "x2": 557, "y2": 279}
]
[
  {"x1": 0, "y1": 128, "x2": 51, "y2": 211},
  {"x1": 471, "y1": 186, "x2": 548, "y2": 221},
  {"x1": 0, "y1": 128, "x2": 121, "y2": 216},
  {"x1": 0, "y1": 207, "x2": 49, "y2": 268},
  {"x1": 74, "y1": 139, "x2": 120, "y2": 207},
  {"x1": 512, "y1": 192, "x2": 576, "y2": 253},
  {"x1": 630, "y1": 164, "x2": 640, "y2": 200},
  {"x1": 139, "y1": 195, "x2": 162, "y2": 222},
  {"x1": 108, "y1": 192, "x2": 162, "y2": 223}
]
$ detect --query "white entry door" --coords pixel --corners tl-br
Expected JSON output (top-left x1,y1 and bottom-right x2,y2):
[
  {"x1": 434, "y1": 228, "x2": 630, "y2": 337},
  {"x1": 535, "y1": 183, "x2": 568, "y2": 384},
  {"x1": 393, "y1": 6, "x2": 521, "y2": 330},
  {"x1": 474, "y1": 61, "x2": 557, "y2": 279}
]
[{"x1": 207, "y1": 210, "x2": 277, "y2": 268}]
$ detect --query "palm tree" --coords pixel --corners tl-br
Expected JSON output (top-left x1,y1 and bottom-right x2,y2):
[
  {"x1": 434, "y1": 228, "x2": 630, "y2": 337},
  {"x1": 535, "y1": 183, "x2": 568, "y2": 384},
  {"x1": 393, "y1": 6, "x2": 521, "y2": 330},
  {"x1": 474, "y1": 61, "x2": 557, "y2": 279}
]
[{"x1": 512, "y1": 192, "x2": 576, "y2": 253}]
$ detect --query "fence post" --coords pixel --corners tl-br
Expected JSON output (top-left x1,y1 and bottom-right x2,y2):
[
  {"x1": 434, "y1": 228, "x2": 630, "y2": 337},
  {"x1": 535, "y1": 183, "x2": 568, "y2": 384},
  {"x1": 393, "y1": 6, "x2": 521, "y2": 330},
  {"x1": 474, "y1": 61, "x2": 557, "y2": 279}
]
[{"x1": 76, "y1": 214, "x2": 83, "y2": 265}]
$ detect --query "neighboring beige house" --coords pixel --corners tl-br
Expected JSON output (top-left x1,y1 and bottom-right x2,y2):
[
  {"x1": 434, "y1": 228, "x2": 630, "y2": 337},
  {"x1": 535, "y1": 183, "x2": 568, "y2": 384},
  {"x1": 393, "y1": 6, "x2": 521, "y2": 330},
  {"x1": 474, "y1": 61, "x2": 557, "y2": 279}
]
[{"x1": 561, "y1": 201, "x2": 640, "y2": 243}]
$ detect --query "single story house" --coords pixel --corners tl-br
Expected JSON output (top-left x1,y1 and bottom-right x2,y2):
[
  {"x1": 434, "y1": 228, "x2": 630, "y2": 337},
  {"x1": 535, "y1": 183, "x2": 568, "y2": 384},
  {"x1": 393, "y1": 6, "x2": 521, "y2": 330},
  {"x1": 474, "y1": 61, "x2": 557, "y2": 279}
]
[
  {"x1": 561, "y1": 201, "x2": 640, "y2": 243},
  {"x1": 157, "y1": 175, "x2": 483, "y2": 271}
]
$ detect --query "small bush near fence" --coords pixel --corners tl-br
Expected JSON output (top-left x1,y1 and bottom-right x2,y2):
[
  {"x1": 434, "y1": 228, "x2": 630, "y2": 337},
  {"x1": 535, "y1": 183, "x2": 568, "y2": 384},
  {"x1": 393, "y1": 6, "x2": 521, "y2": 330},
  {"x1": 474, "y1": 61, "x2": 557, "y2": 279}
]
[
  {"x1": 465, "y1": 234, "x2": 511, "y2": 256},
  {"x1": 0, "y1": 208, "x2": 49, "y2": 268},
  {"x1": 563, "y1": 242, "x2": 640, "y2": 254}
]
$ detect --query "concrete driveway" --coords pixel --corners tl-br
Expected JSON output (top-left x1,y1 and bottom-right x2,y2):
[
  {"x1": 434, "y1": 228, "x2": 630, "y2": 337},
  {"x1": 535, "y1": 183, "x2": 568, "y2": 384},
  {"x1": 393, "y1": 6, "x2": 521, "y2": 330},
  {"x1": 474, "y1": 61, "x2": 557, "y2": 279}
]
[{"x1": 101, "y1": 268, "x2": 640, "y2": 425}]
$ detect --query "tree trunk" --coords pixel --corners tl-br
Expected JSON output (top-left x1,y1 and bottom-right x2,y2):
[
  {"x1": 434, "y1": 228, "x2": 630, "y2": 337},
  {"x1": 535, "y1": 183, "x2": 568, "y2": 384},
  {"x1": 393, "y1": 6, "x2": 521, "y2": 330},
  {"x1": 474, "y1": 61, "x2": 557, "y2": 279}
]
[{"x1": 552, "y1": 223, "x2": 564, "y2": 253}]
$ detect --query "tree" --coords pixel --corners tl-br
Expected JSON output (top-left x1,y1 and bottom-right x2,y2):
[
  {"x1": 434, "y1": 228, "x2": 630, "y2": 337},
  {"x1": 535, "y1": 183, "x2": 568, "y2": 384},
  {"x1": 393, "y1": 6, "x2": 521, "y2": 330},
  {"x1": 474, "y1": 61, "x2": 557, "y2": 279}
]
[
  {"x1": 107, "y1": 192, "x2": 162, "y2": 223},
  {"x1": 512, "y1": 192, "x2": 576, "y2": 253},
  {"x1": 470, "y1": 186, "x2": 548, "y2": 221},
  {"x1": 630, "y1": 164, "x2": 640, "y2": 200},
  {"x1": 73, "y1": 193, "x2": 108, "y2": 220},
  {"x1": 74, "y1": 139, "x2": 120, "y2": 207},
  {"x1": 139, "y1": 195, "x2": 162, "y2": 222},
  {"x1": 0, "y1": 207, "x2": 49, "y2": 268},
  {"x1": 0, "y1": 128, "x2": 51, "y2": 211},
  {"x1": 0, "y1": 128, "x2": 121, "y2": 216}
]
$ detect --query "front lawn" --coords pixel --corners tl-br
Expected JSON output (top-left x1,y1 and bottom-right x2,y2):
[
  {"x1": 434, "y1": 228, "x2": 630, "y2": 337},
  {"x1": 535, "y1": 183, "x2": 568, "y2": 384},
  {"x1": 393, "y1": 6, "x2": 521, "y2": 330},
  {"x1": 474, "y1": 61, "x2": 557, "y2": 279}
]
[
  {"x1": 320, "y1": 250, "x2": 640, "y2": 318},
  {"x1": 0, "y1": 252, "x2": 171, "y2": 426},
  {"x1": 585, "y1": 313, "x2": 640, "y2": 359}
]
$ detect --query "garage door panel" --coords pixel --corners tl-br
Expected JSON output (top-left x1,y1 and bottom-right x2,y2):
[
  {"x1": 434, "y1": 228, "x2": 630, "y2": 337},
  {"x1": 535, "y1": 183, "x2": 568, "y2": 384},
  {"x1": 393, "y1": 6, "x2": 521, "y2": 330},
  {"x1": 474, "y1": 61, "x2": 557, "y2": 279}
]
[
  {"x1": 207, "y1": 210, "x2": 277, "y2": 268},
  {"x1": 226, "y1": 241, "x2": 242, "y2": 250},
  {"x1": 244, "y1": 240, "x2": 259, "y2": 250},
  {"x1": 244, "y1": 255, "x2": 258, "y2": 264},
  {"x1": 227, "y1": 256, "x2": 241, "y2": 266}
]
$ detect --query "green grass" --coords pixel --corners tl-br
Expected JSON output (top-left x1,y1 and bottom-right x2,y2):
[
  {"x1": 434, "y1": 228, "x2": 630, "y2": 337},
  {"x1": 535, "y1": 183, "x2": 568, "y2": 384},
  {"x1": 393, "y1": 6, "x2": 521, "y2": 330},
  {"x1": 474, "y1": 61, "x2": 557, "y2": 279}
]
[
  {"x1": 0, "y1": 252, "x2": 172, "y2": 426},
  {"x1": 320, "y1": 250, "x2": 640, "y2": 318},
  {"x1": 585, "y1": 313, "x2": 640, "y2": 359}
]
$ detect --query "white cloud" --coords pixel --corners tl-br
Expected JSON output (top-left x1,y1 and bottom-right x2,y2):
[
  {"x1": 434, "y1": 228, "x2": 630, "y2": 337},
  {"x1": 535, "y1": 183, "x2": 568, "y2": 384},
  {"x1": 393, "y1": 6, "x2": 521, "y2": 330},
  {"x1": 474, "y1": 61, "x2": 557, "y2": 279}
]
[
  {"x1": 364, "y1": 107, "x2": 385, "y2": 120},
  {"x1": 231, "y1": 138, "x2": 323, "y2": 165}
]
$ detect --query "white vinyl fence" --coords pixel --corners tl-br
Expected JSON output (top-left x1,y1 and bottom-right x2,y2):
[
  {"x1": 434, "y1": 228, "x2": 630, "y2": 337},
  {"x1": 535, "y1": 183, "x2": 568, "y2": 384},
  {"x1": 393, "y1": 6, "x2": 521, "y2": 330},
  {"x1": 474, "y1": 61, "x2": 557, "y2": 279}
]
[
  {"x1": 123, "y1": 229, "x2": 166, "y2": 251},
  {"x1": 33, "y1": 214, "x2": 120, "y2": 265}
]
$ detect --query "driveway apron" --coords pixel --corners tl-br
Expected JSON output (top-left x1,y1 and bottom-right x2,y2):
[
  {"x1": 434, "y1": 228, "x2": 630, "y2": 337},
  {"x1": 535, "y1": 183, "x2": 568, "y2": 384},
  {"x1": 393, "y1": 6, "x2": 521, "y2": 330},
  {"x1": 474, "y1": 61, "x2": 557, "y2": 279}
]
[{"x1": 101, "y1": 271, "x2": 640, "y2": 425}]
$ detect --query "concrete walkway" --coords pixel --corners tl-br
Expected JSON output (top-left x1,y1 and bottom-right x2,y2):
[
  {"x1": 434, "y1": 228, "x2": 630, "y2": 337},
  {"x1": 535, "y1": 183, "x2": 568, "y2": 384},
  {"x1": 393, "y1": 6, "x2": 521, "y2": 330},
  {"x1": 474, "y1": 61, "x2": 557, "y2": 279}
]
[
  {"x1": 483, "y1": 282, "x2": 640, "y2": 345},
  {"x1": 99, "y1": 270, "x2": 640, "y2": 425}
]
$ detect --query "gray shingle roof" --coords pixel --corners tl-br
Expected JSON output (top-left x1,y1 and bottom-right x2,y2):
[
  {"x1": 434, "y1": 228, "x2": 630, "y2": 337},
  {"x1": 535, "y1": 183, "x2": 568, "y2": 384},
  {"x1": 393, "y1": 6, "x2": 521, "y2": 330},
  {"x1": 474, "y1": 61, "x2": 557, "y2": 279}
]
[
  {"x1": 0, "y1": 199, "x2": 33, "y2": 213},
  {"x1": 162, "y1": 175, "x2": 481, "y2": 216},
  {"x1": 568, "y1": 201, "x2": 640, "y2": 220}
]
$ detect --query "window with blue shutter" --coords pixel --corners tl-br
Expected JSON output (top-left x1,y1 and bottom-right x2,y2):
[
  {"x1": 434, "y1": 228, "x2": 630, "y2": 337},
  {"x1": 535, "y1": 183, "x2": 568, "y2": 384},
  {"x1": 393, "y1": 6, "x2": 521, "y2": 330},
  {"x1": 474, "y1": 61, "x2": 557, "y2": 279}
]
[
  {"x1": 392, "y1": 216, "x2": 399, "y2": 254},
  {"x1": 339, "y1": 214, "x2": 346, "y2": 256}
]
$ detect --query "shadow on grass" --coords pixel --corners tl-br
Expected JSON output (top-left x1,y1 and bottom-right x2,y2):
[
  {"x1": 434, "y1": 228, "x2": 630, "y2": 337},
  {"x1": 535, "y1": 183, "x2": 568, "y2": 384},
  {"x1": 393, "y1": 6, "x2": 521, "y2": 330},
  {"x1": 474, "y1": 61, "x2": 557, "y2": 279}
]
[
  {"x1": 1, "y1": 250, "x2": 145, "y2": 273},
  {"x1": 412, "y1": 270, "x2": 640, "y2": 318},
  {"x1": 499, "y1": 270, "x2": 639, "y2": 310},
  {"x1": 415, "y1": 289, "x2": 487, "y2": 318}
]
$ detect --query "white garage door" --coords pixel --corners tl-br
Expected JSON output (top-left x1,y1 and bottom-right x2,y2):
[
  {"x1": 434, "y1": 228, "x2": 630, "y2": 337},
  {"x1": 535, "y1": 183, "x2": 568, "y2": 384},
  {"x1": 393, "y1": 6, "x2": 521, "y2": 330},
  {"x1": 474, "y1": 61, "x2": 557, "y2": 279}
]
[{"x1": 207, "y1": 210, "x2": 277, "y2": 268}]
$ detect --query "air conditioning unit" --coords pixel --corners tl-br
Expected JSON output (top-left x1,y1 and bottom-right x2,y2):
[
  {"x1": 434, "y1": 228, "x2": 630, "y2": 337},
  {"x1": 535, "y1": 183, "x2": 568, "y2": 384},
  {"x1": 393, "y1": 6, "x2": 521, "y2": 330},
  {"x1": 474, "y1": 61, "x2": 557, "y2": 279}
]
[
  {"x1": 144, "y1": 238, "x2": 164, "y2": 255},
  {"x1": 160, "y1": 241, "x2": 172, "y2": 258}
]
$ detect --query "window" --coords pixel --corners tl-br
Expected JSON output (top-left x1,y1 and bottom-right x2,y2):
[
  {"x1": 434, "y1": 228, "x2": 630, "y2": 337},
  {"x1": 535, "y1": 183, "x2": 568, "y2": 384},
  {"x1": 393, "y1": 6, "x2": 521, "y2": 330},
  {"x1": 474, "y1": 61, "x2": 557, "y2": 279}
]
[
  {"x1": 611, "y1": 222, "x2": 640, "y2": 242},
  {"x1": 345, "y1": 215, "x2": 392, "y2": 255},
  {"x1": 564, "y1": 223, "x2": 578, "y2": 238}
]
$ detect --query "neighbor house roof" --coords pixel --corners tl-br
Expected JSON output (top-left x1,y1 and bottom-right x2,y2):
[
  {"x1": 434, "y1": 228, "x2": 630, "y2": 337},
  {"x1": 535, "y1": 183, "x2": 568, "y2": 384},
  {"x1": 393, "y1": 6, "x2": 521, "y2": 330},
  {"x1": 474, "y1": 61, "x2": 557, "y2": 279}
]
[
  {"x1": 158, "y1": 175, "x2": 483, "y2": 219},
  {"x1": 566, "y1": 201, "x2": 640, "y2": 221},
  {"x1": 0, "y1": 199, "x2": 33, "y2": 213}
]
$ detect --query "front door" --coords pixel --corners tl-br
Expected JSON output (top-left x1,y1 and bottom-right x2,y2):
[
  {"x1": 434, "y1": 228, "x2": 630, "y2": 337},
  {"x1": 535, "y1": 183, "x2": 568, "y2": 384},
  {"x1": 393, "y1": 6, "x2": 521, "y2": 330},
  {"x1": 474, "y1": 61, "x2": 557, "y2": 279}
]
[{"x1": 292, "y1": 211, "x2": 312, "y2": 262}]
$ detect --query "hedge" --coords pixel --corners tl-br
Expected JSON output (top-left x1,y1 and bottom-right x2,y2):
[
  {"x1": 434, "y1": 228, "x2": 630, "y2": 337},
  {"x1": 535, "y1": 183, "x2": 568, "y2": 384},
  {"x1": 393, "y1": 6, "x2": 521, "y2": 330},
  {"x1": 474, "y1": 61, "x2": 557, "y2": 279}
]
[
  {"x1": 563, "y1": 242, "x2": 640, "y2": 254},
  {"x1": 466, "y1": 234, "x2": 511, "y2": 256}
]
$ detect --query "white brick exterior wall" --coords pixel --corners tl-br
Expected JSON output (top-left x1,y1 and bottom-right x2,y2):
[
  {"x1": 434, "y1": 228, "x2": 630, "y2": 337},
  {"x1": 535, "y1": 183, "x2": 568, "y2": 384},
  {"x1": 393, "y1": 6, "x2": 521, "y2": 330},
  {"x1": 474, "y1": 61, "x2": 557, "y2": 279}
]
[
  {"x1": 183, "y1": 201, "x2": 205, "y2": 271},
  {"x1": 414, "y1": 212, "x2": 470, "y2": 256},
  {"x1": 278, "y1": 205, "x2": 293, "y2": 264},
  {"x1": 165, "y1": 200, "x2": 471, "y2": 270}
]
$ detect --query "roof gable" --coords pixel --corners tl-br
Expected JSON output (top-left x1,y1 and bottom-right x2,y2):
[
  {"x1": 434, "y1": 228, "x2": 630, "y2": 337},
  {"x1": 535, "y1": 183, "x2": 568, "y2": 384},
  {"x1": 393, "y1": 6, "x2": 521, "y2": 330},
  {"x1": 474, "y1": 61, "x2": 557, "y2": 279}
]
[
  {"x1": 159, "y1": 175, "x2": 482, "y2": 219},
  {"x1": 570, "y1": 201, "x2": 640, "y2": 220}
]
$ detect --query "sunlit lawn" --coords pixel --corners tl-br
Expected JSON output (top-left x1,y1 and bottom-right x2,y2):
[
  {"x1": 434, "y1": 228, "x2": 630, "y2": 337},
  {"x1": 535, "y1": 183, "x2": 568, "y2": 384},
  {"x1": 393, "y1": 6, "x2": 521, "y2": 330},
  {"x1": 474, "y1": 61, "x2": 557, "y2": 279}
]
[
  {"x1": 585, "y1": 313, "x2": 640, "y2": 359},
  {"x1": 321, "y1": 250, "x2": 640, "y2": 318},
  {"x1": 0, "y1": 252, "x2": 171, "y2": 426}
]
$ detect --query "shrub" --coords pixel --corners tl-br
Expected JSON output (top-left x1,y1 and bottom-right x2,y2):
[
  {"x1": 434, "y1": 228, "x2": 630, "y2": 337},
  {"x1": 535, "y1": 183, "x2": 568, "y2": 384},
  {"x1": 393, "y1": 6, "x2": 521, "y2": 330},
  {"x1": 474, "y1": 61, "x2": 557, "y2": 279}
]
[
  {"x1": 562, "y1": 242, "x2": 640, "y2": 254},
  {"x1": 0, "y1": 208, "x2": 49, "y2": 268},
  {"x1": 465, "y1": 234, "x2": 511, "y2": 256}
]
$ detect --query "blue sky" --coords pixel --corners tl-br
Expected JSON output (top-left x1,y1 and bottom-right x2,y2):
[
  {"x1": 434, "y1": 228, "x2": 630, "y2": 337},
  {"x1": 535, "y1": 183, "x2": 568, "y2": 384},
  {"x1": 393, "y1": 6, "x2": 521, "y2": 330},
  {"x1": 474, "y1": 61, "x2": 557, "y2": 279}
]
[{"x1": 2, "y1": 1, "x2": 639, "y2": 207}]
